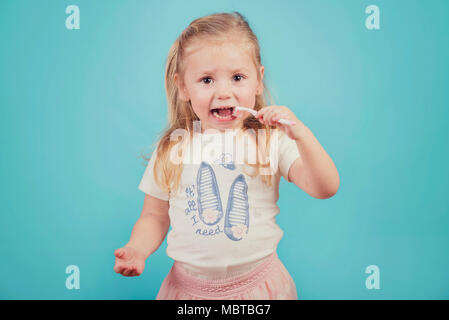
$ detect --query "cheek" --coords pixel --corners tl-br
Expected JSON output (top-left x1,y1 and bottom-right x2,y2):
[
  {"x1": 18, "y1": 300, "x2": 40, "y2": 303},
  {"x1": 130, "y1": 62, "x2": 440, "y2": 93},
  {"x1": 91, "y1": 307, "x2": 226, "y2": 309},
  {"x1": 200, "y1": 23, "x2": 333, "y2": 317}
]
[
  {"x1": 238, "y1": 84, "x2": 258, "y2": 103},
  {"x1": 239, "y1": 90, "x2": 257, "y2": 107},
  {"x1": 189, "y1": 90, "x2": 212, "y2": 115},
  {"x1": 189, "y1": 88, "x2": 209, "y2": 104}
]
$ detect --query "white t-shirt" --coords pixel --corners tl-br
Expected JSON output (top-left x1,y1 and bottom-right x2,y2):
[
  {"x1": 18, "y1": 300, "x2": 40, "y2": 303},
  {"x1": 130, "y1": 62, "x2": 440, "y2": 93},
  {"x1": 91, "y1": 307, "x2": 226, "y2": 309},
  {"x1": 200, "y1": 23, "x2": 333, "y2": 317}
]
[{"x1": 138, "y1": 129, "x2": 300, "y2": 273}]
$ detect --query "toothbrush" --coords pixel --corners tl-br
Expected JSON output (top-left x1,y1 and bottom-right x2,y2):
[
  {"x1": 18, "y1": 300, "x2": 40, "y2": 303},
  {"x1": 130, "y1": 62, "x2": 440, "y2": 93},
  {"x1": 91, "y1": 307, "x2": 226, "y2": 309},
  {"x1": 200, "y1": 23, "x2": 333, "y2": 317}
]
[{"x1": 234, "y1": 106, "x2": 296, "y2": 126}]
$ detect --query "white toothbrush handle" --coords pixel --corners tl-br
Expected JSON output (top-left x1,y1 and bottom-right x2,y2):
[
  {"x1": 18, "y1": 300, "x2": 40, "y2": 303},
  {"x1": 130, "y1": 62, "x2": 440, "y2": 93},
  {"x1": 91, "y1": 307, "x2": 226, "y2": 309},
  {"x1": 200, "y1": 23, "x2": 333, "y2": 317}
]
[
  {"x1": 277, "y1": 118, "x2": 296, "y2": 126},
  {"x1": 236, "y1": 106, "x2": 257, "y2": 116}
]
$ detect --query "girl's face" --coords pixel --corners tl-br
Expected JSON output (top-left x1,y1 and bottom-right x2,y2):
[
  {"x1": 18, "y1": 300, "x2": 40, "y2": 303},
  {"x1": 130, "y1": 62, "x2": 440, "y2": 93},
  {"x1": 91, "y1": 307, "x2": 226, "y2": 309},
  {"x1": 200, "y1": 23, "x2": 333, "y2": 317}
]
[{"x1": 175, "y1": 39, "x2": 264, "y2": 132}]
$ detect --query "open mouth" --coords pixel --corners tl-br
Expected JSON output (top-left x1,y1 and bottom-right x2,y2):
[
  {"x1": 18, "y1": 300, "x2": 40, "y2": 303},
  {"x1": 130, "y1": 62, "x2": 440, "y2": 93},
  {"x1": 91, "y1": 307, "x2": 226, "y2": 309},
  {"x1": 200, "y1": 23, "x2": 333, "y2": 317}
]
[{"x1": 210, "y1": 106, "x2": 237, "y2": 121}]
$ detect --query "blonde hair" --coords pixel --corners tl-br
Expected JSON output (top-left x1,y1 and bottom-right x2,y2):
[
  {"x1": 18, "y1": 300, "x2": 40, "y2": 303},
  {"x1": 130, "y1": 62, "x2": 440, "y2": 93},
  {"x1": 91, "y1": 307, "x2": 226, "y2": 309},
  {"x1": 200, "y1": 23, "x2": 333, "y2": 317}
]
[{"x1": 141, "y1": 11, "x2": 277, "y2": 197}]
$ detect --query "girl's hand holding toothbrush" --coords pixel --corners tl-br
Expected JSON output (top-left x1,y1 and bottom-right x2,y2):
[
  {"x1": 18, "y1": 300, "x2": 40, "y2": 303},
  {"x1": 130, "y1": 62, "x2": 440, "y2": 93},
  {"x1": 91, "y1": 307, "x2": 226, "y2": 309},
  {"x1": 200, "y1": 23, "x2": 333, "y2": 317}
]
[{"x1": 236, "y1": 105, "x2": 308, "y2": 142}]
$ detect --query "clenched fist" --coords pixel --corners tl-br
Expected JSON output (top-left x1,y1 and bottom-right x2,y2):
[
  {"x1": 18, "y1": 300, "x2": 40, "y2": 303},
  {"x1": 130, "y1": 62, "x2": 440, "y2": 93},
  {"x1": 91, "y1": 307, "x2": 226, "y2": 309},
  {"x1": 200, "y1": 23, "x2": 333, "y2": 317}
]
[{"x1": 113, "y1": 246, "x2": 146, "y2": 277}]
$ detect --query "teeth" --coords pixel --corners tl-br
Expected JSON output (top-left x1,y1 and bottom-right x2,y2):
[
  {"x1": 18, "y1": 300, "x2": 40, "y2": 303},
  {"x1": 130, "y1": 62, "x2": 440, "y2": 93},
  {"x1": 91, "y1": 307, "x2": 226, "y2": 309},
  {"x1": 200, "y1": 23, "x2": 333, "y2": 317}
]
[
  {"x1": 212, "y1": 107, "x2": 234, "y2": 120},
  {"x1": 212, "y1": 110, "x2": 231, "y2": 119},
  {"x1": 212, "y1": 109, "x2": 234, "y2": 120}
]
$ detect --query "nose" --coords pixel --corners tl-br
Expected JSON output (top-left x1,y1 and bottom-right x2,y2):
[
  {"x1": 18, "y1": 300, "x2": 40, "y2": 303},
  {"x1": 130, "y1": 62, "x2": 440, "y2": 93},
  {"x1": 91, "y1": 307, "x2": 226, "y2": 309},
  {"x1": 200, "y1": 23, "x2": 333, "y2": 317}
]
[{"x1": 215, "y1": 80, "x2": 232, "y2": 100}]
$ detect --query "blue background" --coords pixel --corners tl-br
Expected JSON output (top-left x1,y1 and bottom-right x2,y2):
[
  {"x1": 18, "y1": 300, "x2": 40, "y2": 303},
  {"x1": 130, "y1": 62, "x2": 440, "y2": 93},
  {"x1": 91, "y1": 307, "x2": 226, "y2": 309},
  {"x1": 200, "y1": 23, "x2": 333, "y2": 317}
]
[{"x1": 1, "y1": 0, "x2": 448, "y2": 299}]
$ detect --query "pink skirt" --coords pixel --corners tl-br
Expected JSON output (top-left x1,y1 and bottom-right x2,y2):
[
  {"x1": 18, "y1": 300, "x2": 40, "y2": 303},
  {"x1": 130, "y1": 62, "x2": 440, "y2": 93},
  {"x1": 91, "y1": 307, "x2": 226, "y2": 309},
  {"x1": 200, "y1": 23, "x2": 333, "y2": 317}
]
[{"x1": 156, "y1": 252, "x2": 298, "y2": 300}]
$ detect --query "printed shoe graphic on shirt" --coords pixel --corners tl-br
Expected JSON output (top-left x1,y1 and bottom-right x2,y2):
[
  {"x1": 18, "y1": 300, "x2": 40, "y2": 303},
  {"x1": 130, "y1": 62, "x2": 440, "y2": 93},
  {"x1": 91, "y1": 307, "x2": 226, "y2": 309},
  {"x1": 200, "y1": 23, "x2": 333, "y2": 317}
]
[
  {"x1": 224, "y1": 174, "x2": 249, "y2": 241},
  {"x1": 196, "y1": 162, "x2": 224, "y2": 225}
]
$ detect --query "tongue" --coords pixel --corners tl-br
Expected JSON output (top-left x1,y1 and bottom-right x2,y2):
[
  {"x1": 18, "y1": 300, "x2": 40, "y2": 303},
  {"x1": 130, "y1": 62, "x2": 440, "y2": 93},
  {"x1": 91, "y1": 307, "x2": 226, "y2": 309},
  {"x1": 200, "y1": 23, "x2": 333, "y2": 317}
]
[{"x1": 217, "y1": 108, "x2": 232, "y2": 116}]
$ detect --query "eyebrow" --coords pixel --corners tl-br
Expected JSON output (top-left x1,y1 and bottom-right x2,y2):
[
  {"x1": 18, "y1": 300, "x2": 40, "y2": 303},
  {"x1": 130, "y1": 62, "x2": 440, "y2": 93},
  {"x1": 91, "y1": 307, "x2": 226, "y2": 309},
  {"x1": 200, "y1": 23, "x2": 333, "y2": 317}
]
[{"x1": 195, "y1": 68, "x2": 251, "y2": 77}]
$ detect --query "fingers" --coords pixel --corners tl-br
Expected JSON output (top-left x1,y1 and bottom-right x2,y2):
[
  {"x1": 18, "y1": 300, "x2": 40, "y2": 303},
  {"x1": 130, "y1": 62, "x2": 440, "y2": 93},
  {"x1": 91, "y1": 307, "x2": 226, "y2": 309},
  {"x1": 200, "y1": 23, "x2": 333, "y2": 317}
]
[
  {"x1": 114, "y1": 248, "x2": 125, "y2": 259},
  {"x1": 113, "y1": 264, "x2": 122, "y2": 273},
  {"x1": 272, "y1": 113, "x2": 288, "y2": 123},
  {"x1": 255, "y1": 107, "x2": 270, "y2": 121},
  {"x1": 114, "y1": 247, "x2": 145, "y2": 277},
  {"x1": 114, "y1": 248, "x2": 129, "y2": 275},
  {"x1": 114, "y1": 263, "x2": 127, "y2": 275},
  {"x1": 122, "y1": 268, "x2": 134, "y2": 277},
  {"x1": 256, "y1": 109, "x2": 272, "y2": 125},
  {"x1": 123, "y1": 267, "x2": 142, "y2": 277},
  {"x1": 263, "y1": 109, "x2": 276, "y2": 124},
  {"x1": 114, "y1": 264, "x2": 141, "y2": 277},
  {"x1": 257, "y1": 108, "x2": 290, "y2": 126}
]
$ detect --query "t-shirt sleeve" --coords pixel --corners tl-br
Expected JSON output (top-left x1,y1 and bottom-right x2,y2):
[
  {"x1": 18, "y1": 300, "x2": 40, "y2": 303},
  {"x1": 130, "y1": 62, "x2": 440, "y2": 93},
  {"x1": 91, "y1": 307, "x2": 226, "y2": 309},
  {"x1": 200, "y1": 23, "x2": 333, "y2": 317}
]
[
  {"x1": 137, "y1": 144, "x2": 170, "y2": 201},
  {"x1": 277, "y1": 131, "x2": 301, "y2": 182}
]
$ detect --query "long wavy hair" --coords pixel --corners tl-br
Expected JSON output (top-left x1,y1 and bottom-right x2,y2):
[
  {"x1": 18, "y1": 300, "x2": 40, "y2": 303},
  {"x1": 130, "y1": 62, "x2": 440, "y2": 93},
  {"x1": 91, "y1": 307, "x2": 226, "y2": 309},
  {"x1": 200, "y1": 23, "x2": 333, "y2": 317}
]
[{"x1": 141, "y1": 11, "x2": 278, "y2": 197}]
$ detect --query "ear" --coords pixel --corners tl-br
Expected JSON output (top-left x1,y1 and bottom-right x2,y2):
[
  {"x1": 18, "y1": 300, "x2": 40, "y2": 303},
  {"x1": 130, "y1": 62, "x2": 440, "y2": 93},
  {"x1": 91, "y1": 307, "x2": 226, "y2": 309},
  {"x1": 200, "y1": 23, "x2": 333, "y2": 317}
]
[
  {"x1": 174, "y1": 73, "x2": 190, "y2": 101},
  {"x1": 256, "y1": 65, "x2": 265, "y2": 95}
]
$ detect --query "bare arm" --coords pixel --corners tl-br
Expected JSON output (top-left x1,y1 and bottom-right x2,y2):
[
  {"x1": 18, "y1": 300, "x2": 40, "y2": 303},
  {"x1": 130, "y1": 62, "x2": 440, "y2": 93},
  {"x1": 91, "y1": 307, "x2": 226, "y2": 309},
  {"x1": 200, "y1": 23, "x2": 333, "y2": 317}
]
[
  {"x1": 125, "y1": 194, "x2": 170, "y2": 259},
  {"x1": 288, "y1": 126, "x2": 340, "y2": 199},
  {"x1": 254, "y1": 105, "x2": 339, "y2": 199}
]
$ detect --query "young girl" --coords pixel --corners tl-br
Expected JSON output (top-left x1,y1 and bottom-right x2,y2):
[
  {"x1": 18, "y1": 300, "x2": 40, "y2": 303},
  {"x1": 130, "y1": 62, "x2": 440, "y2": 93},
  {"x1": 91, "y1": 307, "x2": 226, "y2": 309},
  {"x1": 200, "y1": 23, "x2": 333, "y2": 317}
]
[{"x1": 113, "y1": 12, "x2": 339, "y2": 300}]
